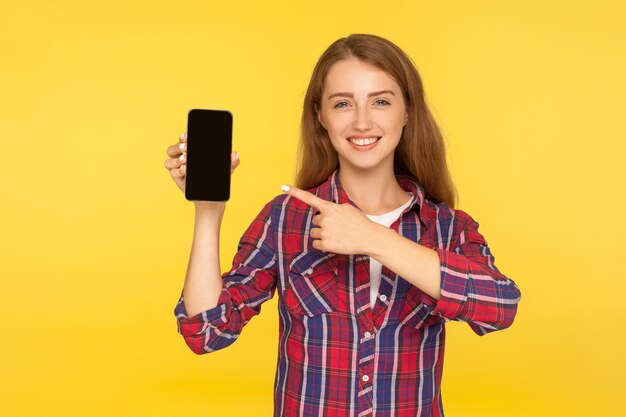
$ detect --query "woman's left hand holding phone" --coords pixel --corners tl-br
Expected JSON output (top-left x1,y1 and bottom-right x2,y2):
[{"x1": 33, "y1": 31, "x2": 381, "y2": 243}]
[{"x1": 164, "y1": 132, "x2": 241, "y2": 207}]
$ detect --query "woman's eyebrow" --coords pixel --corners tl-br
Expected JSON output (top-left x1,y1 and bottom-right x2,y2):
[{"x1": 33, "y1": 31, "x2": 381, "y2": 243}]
[{"x1": 327, "y1": 90, "x2": 396, "y2": 100}]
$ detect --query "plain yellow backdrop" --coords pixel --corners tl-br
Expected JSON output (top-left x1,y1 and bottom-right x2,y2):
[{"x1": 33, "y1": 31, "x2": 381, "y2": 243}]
[{"x1": 1, "y1": 1, "x2": 624, "y2": 416}]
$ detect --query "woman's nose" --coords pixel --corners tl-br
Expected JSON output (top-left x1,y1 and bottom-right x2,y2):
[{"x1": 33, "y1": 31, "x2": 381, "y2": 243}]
[{"x1": 353, "y1": 106, "x2": 373, "y2": 130}]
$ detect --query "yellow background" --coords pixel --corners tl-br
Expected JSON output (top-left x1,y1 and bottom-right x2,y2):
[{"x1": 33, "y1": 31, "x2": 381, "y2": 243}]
[{"x1": 1, "y1": 1, "x2": 624, "y2": 416}]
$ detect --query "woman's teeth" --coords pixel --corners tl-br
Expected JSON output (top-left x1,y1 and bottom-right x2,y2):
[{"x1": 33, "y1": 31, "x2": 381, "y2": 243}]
[{"x1": 348, "y1": 137, "x2": 380, "y2": 146}]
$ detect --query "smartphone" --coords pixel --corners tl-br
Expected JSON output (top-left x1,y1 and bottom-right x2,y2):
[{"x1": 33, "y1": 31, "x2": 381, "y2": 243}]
[{"x1": 184, "y1": 109, "x2": 233, "y2": 202}]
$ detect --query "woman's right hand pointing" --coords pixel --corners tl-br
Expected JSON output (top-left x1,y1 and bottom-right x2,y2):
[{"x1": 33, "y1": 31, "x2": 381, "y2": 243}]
[{"x1": 164, "y1": 132, "x2": 240, "y2": 200}]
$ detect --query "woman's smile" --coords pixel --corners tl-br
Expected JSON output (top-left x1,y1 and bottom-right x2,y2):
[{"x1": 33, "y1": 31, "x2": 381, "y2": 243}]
[{"x1": 347, "y1": 136, "x2": 381, "y2": 151}]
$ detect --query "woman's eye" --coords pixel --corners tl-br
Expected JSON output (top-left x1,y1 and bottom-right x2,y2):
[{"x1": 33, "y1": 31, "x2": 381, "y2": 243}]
[
  {"x1": 334, "y1": 101, "x2": 349, "y2": 108},
  {"x1": 375, "y1": 99, "x2": 390, "y2": 106}
]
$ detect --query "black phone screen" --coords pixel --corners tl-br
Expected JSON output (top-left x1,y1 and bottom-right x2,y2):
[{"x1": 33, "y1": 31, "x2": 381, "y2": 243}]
[{"x1": 184, "y1": 109, "x2": 232, "y2": 202}]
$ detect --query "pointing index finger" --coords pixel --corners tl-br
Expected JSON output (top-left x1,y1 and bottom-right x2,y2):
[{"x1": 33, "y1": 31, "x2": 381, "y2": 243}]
[{"x1": 281, "y1": 184, "x2": 329, "y2": 211}]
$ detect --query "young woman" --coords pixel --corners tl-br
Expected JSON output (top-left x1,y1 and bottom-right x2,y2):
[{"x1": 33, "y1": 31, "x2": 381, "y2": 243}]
[{"x1": 164, "y1": 33, "x2": 521, "y2": 417}]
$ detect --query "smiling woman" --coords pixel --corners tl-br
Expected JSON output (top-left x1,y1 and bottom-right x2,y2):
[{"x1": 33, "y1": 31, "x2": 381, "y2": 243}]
[
  {"x1": 169, "y1": 33, "x2": 522, "y2": 417},
  {"x1": 296, "y1": 34, "x2": 457, "y2": 211},
  {"x1": 316, "y1": 59, "x2": 407, "y2": 167}
]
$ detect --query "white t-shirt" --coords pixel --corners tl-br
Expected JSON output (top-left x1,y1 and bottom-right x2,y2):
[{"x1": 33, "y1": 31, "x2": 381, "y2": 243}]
[{"x1": 365, "y1": 193, "x2": 413, "y2": 310}]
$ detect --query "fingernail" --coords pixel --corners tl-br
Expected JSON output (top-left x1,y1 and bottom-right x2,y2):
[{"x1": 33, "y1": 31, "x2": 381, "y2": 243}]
[
  {"x1": 179, "y1": 154, "x2": 184, "y2": 161},
  {"x1": 281, "y1": 184, "x2": 290, "y2": 192},
  {"x1": 180, "y1": 133, "x2": 185, "y2": 140},
  {"x1": 179, "y1": 143, "x2": 185, "y2": 150},
  {"x1": 235, "y1": 152, "x2": 239, "y2": 160}
]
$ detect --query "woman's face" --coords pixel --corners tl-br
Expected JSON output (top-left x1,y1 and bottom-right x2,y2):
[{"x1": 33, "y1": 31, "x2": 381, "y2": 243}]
[{"x1": 316, "y1": 57, "x2": 408, "y2": 172}]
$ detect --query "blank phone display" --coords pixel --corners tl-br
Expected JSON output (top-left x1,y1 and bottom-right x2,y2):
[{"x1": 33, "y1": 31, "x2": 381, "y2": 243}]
[{"x1": 184, "y1": 109, "x2": 232, "y2": 202}]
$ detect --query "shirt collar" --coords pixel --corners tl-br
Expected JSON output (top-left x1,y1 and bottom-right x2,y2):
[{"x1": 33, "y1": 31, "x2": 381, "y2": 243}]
[{"x1": 314, "y1": 167, "x2": 431, "y2": 228}]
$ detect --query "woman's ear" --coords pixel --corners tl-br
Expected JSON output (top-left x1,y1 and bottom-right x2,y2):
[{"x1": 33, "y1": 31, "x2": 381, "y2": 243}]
[
  {"x1": 403, "y1": 113, "x2": 408, "y2": 126},
  {"x1": 315, "y1": 104, "x2": 326, "y2": 129}
]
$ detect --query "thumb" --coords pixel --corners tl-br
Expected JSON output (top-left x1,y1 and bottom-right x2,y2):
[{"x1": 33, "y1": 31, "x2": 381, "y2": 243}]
[{"x1": 231, "y1": 152, "x2": 240, "y2": 174}]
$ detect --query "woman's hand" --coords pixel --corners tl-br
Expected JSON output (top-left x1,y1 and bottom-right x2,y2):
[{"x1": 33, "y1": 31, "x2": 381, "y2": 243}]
[
  {"x1": 164, "y1": 132, "x2": 240, "y2": 208},
  {"x1": 281, "y1": 185, "x2": 383, "y2": 256}
]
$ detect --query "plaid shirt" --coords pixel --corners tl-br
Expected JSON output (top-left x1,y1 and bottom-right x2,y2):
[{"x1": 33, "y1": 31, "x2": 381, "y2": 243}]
[{"x1": 174, "y1": 168, "x2": 522, "y2": 417}]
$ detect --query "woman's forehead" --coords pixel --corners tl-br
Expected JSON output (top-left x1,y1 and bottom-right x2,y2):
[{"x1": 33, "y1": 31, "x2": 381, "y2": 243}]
[{"x1": 323, "y1": 58, "x2": 401, "y2": 96}]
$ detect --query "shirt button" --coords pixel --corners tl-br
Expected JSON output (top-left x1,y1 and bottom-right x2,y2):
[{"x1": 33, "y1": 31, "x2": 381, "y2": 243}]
[
  {"x1": 304, "y1": 268, "x2": 313, "y2": 275},
  {"x1": 379, "y1": 294, "x2": 387, "y2": 302},
  {"x1": 364, "y1": 331, "x2": 372, "y2": 339},
  {"x1": 362, "y1": 375, "x2": 369, "y2": 382}
]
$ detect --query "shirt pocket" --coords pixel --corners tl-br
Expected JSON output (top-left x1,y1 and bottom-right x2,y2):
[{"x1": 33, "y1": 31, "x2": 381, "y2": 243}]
[
  {"x1": 399, "y1": 284, "x2": 440, "y2": 329},
  {"x1": 284, "y1": 252, "x2": 338, "y2": 317}
]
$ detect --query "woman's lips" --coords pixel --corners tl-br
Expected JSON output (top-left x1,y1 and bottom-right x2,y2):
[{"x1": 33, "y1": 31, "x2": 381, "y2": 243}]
[{"x1": 346, "y1": 136, "x2": 381, "y2": 151}]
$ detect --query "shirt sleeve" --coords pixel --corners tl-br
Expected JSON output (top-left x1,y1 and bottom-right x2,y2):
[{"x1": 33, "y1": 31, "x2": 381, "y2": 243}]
[
  {"x1": 173, "y1": 199, "x2": 278, "y2": 354},
  {"x1": 426, "y1": 210, "x2": 522, "y2": 336}
]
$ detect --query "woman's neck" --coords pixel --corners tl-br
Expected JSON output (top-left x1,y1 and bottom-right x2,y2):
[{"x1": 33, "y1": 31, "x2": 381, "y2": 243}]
[{"x1": 338, "y1": 165, "x2": 410, "y2": 215}]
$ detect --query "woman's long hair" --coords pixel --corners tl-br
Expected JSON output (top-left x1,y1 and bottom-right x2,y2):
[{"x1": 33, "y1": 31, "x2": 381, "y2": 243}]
[{"x1": 294, "y1": 33, "x2": 458, "y2": 208}]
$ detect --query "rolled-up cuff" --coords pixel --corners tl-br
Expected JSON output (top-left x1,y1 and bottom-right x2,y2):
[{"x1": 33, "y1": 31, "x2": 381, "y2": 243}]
[{"x1": 174, "y1": 287, "x2": 232, "y2": 336}]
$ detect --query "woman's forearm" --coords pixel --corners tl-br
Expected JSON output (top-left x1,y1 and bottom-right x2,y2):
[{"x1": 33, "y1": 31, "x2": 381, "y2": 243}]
[
  {"x1": 365, "y1": 225, "x2": 441, "y2": 300},
  {"x1": 181, "y1": 205, "x2": 226, "y2": 317}
]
